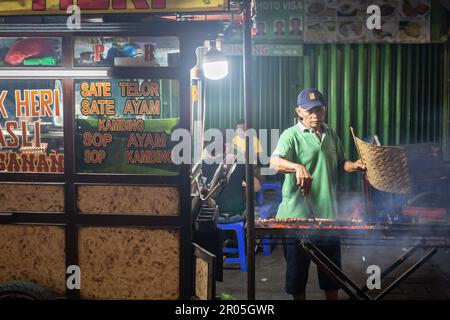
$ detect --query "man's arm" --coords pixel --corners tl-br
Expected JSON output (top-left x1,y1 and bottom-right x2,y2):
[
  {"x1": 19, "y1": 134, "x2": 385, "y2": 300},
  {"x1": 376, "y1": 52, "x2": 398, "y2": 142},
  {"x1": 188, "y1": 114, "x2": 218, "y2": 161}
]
[
  {"x1": 343, "y1": 159, "x2": 365, "y2": 173},
  {"x1": 334, "y1": 131, "x2": 365, "y2": 173},
  {"x1": 270, "y1": 156, "x2": 312, "y2": 197},
  {"x1": 270, "y1": 155, "x2": 299, "y2": 173}
]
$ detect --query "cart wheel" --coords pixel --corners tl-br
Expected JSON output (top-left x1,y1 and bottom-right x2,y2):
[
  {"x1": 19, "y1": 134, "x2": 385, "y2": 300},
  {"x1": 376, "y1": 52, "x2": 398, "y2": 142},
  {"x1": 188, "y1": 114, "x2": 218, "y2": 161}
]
[{"x1": 0, "y1": 281, "x2": 56, "y2": 300}]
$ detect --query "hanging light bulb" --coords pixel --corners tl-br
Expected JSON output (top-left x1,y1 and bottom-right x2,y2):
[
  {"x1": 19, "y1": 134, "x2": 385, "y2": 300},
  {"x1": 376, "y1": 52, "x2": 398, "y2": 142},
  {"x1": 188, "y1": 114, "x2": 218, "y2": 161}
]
[{"x1": 202, "y1": 40, "x2": 229, "y2": 80}]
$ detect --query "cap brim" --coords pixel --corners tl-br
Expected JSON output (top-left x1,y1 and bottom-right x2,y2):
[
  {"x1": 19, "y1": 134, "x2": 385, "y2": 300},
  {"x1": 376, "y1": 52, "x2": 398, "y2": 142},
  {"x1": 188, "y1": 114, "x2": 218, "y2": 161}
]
[{"x1": 299, "y1": 101, "x2": 326, "y2": 110}]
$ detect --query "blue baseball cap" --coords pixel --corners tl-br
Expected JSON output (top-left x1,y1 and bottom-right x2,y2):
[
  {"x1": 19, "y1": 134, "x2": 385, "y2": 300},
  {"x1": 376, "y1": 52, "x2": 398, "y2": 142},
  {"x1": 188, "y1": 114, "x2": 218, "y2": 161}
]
[{"x1": 297, "y1": 88, "x2": 327, "y2": 110}]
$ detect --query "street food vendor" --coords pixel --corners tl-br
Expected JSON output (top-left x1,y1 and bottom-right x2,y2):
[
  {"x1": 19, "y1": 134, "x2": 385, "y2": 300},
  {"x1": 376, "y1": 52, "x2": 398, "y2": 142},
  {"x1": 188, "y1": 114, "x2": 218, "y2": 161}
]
[{"x1": 269, "y1": 88, "x2": 365, "y2": 300}]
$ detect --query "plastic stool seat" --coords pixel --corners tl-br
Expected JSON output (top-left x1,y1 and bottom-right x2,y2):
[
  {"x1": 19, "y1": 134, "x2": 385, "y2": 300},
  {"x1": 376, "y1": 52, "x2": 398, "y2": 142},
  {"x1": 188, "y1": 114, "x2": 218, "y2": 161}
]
[
  {"x1": 258, "y1": 181, "x2": 282, "y2": 206},
  {"x1": 257, "y1": 204, "x2": 271, "y2": 219},
  {"x1": 216, "y1": 221, "x2": 247, "y2": 272}
]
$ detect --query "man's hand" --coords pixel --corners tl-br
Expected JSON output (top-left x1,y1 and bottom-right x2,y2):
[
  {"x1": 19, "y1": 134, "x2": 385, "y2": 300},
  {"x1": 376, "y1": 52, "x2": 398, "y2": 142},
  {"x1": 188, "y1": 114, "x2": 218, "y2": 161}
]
[
  {"x1": 343, "y1": 159, "x2": 366, "y2": 172},
  {"x1": 295, "y1": 165, "x2": 313, "y2": 197},
  {"x1": 353, "y1": 159, "x2": 366, "y2": 171},
  {"x1": 269, "y1": 156, "x2": 312, "y2": 196}
]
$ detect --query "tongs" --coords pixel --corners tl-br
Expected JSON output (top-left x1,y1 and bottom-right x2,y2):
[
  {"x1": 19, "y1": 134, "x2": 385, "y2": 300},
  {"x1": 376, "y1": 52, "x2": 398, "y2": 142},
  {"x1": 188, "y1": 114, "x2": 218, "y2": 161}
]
[{"x1": 303, "y1": 194, "x2": 317, "y2": 222}]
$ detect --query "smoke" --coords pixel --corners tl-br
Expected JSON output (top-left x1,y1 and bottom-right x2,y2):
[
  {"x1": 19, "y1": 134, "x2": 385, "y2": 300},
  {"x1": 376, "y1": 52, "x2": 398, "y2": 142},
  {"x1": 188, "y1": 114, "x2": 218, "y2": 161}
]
[{"x1": 338, "y1": 192, "x2": 364, "y2": 221}]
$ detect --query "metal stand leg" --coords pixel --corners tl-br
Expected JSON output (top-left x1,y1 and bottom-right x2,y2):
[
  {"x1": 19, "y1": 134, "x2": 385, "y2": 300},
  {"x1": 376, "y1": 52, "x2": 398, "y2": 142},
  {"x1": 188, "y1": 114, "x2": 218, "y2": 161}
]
[
  {"x1": 260, "y1": 233, "x2": 441, "y2": 300},
  {"x1": 300, "y1": 239, "x2": 372, "y2": 300},
  {"x1": 302, "y1": 239, "x2": 438, "y2": 300},
  {"x1": 375, "y1": 247, "x2": 437, "y2": 300},
  {"x1": 360, "y1": 240, "x2": 423, "y2": 294}
]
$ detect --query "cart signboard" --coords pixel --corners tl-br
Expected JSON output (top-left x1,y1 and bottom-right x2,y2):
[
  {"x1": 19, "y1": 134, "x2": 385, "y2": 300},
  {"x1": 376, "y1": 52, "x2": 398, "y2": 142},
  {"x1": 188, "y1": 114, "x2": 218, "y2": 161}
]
[
  {"x1": 74, "y1": 79, "x2": 179, "y2": 175},
  {"x1": 252, "y1": 0, "x2": 432, "y2": 44},
  {"x1": 0, "y1": 80, "x2": 64, "y2": 174},
  {"x1": 0, "y1": 0, "x2": 229, "y2": 15}
]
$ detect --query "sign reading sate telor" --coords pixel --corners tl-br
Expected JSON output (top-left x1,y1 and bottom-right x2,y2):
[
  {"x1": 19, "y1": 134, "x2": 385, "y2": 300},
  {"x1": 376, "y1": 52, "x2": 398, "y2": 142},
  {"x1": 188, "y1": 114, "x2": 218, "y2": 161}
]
[{"x1": 0, "y1": 0, "x2": 229, "y2": 15}]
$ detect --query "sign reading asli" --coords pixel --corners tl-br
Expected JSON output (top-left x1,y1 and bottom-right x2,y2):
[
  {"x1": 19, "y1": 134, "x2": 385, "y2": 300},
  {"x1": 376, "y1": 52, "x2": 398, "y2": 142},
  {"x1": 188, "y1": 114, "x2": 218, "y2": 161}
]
[
  {"x1": 0, "y1": 0, "x2": 229, "y2": 15},
  {"x1": 0, "y1": 87, "x2": 64, "y2": 173}
]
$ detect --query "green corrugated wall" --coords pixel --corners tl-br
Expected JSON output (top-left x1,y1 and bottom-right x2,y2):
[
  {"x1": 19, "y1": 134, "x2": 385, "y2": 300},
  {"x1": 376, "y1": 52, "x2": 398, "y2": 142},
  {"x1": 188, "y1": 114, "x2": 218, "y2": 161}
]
[{"x1": 204, "y1": 43, "x2": 450, "y2": 191}]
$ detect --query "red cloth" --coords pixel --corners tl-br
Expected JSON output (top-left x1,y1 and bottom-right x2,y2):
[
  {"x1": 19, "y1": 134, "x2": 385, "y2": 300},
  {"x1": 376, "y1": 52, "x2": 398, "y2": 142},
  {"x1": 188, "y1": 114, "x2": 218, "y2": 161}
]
[
  {"x1": 402, "y1": 206, "x2": 446, "y2": 219},
  {"x1": 5, "y1": 38, "x2": 56, "y2": 65}
]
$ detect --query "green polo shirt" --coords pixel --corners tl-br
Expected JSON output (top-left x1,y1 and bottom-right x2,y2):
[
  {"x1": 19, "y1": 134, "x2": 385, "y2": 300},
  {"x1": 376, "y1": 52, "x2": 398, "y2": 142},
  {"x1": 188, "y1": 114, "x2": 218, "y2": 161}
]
[{"x1": 272, "y1": 122, "x2": 346, "y2": 219}]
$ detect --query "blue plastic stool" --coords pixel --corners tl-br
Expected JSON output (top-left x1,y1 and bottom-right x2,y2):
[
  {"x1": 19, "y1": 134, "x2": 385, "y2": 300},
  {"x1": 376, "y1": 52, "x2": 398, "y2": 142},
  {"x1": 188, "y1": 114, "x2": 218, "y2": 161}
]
[
  {"x1": 258, "y1": 181, "x2": 282, "y2": 206},
  {"x1": 217, "y1": 221, "x2": 247, "y2": 272},
  {"x1": 257, "y1": 204, "x2": 273, "y2": 256}
]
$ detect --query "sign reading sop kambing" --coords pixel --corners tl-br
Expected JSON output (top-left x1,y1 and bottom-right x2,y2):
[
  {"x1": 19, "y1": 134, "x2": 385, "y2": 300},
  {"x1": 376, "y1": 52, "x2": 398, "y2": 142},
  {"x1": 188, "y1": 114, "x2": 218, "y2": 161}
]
[
  {"x1": 74, "y1": 79, "x2": 180, "y2": 175},
  {"x1": 0, "y1": 80, "x2": 64, "y2": 173}
]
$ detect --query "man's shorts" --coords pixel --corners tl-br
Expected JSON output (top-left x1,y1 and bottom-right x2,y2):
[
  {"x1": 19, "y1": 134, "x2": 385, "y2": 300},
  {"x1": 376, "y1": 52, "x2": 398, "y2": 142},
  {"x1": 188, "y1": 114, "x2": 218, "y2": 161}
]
[{"x1": 283, "y1": 236, "x2": 341, "y2": 294}]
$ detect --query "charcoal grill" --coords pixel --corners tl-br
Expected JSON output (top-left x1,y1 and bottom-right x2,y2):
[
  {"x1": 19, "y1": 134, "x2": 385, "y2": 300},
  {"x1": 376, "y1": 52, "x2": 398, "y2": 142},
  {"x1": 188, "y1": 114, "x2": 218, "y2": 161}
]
[{"x1": 254, "y1": 218, "x2": 450, "y2": 300}]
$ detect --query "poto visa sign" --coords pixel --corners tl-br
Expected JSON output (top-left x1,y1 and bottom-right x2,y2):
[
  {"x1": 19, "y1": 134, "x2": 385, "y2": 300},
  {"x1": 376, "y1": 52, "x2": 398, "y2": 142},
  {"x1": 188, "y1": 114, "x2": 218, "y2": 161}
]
[{"x1": 0, "y1": 0, "x2": 229, "y2": 15}]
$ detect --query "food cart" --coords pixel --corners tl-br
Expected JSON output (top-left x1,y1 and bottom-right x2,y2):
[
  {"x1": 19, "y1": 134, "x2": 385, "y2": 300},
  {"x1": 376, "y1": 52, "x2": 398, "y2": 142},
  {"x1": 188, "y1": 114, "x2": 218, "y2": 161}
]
[{"x1": 0, "y1": 0, "x2": 253, "y2": 300}]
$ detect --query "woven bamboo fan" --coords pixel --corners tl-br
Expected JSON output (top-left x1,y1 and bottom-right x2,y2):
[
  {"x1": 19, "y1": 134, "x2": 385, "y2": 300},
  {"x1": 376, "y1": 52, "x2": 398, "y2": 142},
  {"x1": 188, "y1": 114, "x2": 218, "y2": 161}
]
[{"x1": 350, "y1": 128, "x2": 411, "y2": 194}]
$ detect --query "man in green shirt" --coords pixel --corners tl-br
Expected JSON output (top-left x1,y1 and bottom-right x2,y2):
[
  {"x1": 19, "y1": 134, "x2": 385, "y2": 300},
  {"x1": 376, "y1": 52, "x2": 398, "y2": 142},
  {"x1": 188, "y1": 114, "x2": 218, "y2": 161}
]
[{"x1": 270, "y1": 88, "x2": 365, "y2": 300}]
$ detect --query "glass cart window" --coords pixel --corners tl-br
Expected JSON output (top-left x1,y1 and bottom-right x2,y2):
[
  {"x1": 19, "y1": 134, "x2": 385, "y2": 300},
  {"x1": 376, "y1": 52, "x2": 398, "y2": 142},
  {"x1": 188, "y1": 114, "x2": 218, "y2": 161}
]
[
  {"x1": 0, "y1": 79, "x2": 64, "y2": 174},
  {"x1": 0, "y1": 37, "x2": 62, "y2": 67},
  {"x1": 74, "y1": 79, "x2": 179, "y2": 175},
  {"x1": 74, "y1": 36, "x2": 180, "y2": 67}
]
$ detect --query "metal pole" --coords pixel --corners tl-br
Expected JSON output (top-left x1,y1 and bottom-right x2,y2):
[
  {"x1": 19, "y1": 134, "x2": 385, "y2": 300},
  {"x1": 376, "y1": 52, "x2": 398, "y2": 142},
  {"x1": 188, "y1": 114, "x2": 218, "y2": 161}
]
[{"x1": 242, "y1": 0, "x2": 255, "y2": 300}]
